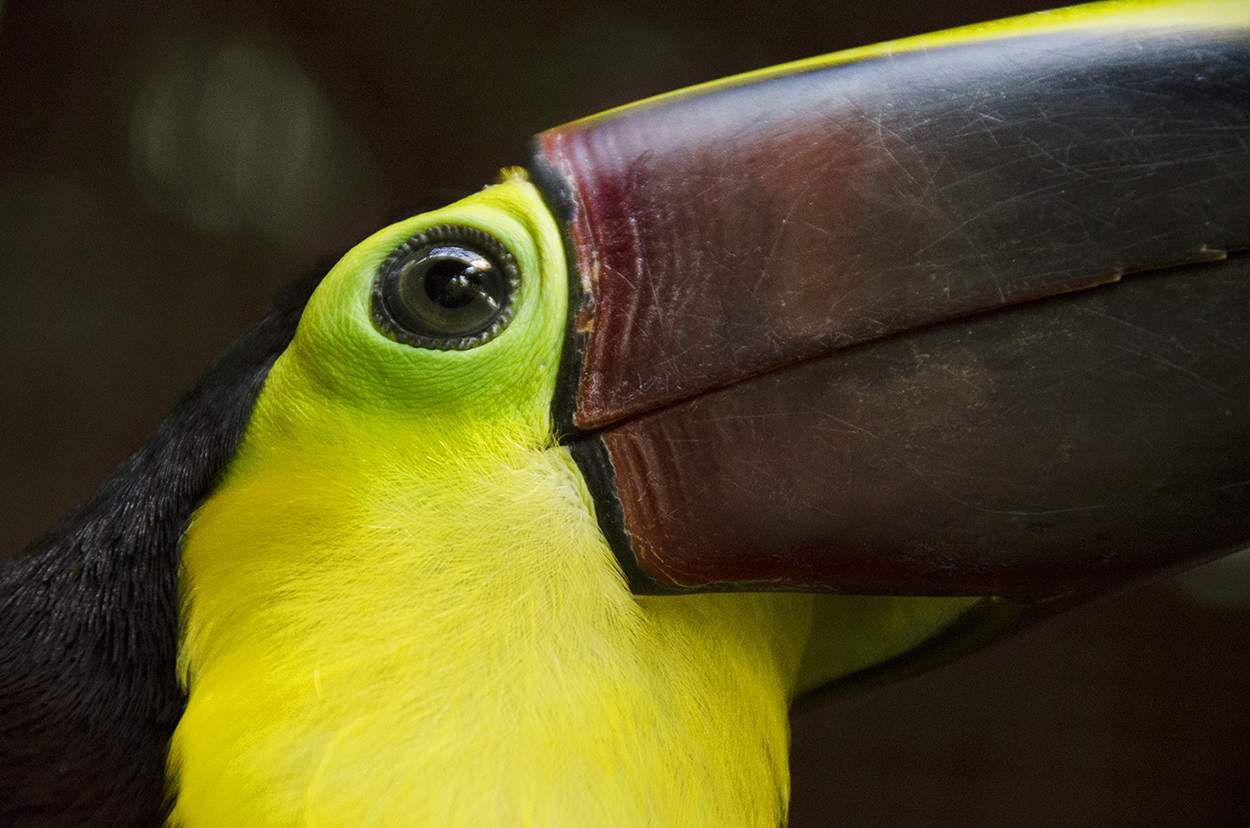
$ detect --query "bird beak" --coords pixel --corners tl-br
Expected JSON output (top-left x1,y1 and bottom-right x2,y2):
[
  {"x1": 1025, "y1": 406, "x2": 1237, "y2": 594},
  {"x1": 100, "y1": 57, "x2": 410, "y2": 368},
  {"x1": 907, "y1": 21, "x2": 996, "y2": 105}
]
[{"x1": 533, "y1": 1, "x2": 1250, "y2": 606}]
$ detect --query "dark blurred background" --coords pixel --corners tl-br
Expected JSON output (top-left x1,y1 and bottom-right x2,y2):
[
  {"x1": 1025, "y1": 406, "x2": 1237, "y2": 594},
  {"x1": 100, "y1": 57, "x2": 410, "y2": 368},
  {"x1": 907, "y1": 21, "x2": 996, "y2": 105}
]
[{"x1": 2, "y1": 0, "x2": 1247, "y2": 823}]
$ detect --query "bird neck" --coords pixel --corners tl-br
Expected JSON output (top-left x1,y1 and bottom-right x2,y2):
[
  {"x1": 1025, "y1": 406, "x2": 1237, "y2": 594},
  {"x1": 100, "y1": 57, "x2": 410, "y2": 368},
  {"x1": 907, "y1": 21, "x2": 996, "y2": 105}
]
[{"x1": 170, "y1": 434, "x2": 814, "y2": 826}]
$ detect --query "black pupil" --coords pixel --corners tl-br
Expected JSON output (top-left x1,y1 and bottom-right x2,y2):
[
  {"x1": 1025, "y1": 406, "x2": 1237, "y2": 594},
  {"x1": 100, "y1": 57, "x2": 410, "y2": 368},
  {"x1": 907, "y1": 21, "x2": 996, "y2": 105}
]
[
  {"x1": 383, "y1": 243, "x2": 509, "y2": 340},
  {"x1": 424, "y1": 259, "x2": 489, "y2": 309}
]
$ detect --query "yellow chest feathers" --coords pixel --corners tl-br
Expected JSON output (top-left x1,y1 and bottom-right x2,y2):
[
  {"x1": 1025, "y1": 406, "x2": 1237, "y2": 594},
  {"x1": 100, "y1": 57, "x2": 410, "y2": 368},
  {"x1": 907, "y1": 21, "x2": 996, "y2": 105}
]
[{"x1": 170, "y1": 440, "x2": 815, "y2": 826}]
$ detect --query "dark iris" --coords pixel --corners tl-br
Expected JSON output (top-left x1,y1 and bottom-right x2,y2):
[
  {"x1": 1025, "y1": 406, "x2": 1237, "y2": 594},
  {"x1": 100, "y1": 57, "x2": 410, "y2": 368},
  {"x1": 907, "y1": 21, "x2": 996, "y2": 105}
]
[{"x1": 372, "y1": 227, "x2": 518, "y2": 350}]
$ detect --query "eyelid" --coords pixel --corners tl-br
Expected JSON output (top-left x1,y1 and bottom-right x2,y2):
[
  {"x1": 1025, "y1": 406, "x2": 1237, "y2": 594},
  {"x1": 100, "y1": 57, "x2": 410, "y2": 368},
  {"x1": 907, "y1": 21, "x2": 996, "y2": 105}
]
[{"x1": 370, "y1": 225, "x2": 521, "y2": 351}]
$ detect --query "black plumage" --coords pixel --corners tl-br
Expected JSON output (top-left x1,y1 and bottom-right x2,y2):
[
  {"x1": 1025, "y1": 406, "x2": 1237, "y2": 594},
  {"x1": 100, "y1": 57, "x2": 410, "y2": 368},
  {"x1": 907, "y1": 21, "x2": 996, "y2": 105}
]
[{"x1": 0, "y1": 273, "x2": 320, "y2": 826}]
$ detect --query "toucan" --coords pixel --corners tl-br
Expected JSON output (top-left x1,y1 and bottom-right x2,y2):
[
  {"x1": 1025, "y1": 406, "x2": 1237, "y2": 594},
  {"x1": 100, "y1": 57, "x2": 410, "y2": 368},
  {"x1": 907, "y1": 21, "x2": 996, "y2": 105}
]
[{"x1": 2, "y1": 0, "x2": 1248, "y2": 824}]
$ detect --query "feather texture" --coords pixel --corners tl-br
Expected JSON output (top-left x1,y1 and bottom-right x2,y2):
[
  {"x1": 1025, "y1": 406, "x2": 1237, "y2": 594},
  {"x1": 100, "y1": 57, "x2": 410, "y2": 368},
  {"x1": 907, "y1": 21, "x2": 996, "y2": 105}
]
[{"x1": 0, "y1": 274, "x2": 318, "y2": 825}]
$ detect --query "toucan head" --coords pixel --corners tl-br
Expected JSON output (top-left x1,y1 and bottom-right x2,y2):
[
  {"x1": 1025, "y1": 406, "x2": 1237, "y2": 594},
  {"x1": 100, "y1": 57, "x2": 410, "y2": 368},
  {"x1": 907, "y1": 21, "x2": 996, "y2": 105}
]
[
  {"x1": 6, "y1": 0, "x2": 1249, "y2": 824},
  {"x1": 169, "y1": 1, "x2": 1250, "y2": 820}
]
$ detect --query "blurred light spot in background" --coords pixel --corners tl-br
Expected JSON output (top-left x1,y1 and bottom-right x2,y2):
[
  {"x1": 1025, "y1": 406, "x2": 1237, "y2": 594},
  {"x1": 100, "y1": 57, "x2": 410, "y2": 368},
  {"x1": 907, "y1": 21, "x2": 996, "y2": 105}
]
[
  {"x1": 1174, "y1": 547, "x2": 1250, "y2": 611},
  {"x1": 129, "y1": 37, "x2": 385, "y2": 249}
]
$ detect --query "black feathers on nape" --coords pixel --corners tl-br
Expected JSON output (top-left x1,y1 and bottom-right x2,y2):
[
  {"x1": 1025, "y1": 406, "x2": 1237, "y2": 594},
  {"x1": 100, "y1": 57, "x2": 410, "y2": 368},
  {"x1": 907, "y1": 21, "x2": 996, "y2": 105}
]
[{"x1": 0, "y1": 269, "x2": 323, "y2": 826}]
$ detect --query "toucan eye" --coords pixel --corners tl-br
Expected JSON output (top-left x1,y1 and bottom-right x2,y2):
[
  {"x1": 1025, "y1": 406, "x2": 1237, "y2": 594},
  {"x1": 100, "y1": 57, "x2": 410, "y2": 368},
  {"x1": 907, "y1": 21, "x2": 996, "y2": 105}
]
[{"x1": 372, "y1": 226, "x2": 519, "y2": 350}]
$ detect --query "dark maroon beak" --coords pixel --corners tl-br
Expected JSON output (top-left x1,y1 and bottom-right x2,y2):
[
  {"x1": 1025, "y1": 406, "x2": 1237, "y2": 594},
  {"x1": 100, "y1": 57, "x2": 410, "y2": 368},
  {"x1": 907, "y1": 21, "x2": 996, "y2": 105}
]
[{"x1": 530, "y1": 5, "x2": 1250, "y2": 605}]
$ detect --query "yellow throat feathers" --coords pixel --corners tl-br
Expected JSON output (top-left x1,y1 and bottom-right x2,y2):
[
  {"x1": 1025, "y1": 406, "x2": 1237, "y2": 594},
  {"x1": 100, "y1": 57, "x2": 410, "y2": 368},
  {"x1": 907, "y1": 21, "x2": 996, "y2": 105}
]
[{"x1": 170, "y1": 176, "x2": 971, "y2": 826}]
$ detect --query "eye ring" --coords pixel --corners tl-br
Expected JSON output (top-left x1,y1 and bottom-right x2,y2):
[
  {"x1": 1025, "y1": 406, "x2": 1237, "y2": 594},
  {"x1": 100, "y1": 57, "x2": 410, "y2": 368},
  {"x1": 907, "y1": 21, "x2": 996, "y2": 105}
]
[{"x1": 371, "y1": 225, "x2": 520, "y2": 351}]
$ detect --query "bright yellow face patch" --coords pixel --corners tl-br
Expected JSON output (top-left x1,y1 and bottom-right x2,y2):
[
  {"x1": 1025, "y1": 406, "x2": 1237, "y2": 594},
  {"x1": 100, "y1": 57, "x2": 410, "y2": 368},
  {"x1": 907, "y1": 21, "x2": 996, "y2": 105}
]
[
  {"x1": 170, "y1": 177, "x2": 972, "y2": 826},
  {"x1": 236, "y1": 172, "x2": 569, "y2": 459},
  {"x1": 169, "y1": 177, "x2": 804, "y2": 825}
]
